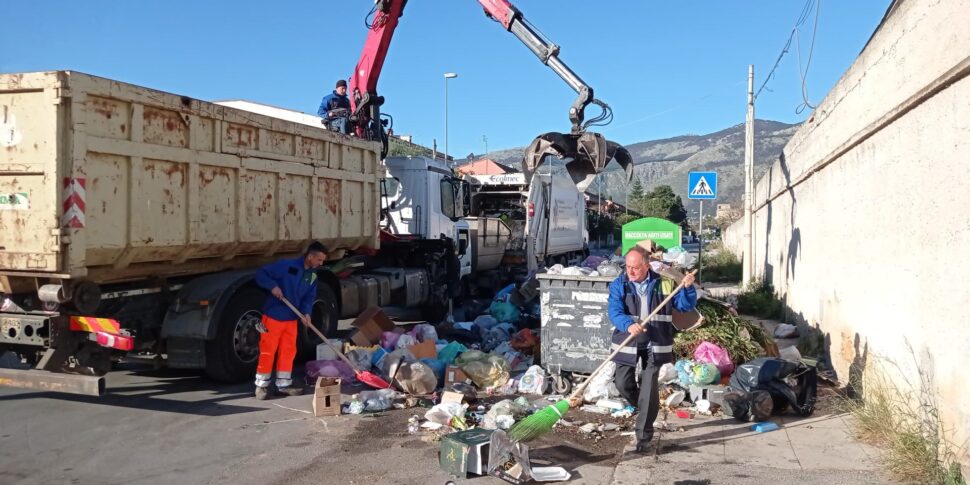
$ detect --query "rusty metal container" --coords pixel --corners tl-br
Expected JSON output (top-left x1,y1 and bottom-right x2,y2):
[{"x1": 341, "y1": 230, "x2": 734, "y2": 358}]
[{"x1": 0, "y1": 71, "x2": 380, "y2": 288}]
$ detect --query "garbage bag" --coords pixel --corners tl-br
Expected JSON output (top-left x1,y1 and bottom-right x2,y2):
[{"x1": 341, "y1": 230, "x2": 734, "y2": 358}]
[
  {"x1": 425, "y1": 402, "x2": 468, "y2": 426},
  {"x1": 454, "y1": 349, "x2": 488, "y2": 367},
  {"x1": 359, "y1": 389, "x2": 402, "y2": 412},
  {"x1": 494, "y1": 284, "x2": 516, "y2": 302},
  {"x1": 517, "y1": 365, "x2": 547, "y2": 395},
  {"x1": 729, "y1": 357, "x2": 817, "y2": 416},
  {"x1": 560, "y1": 266, "x2": 592, "y2": 276},
  {"x1": 693, "y1": 341, "x2": 734, "y2": 376},
  {"x1": 420, "y1": 358, "x2": 446, "y2": 385},
  {"x1": 482, "y1": 324, "x2": 515, "y2": 352},
  {"x1": 345, "y1": 348, "x2": 373, "y2": 371},
  {"x1": 487, "y1": 430, "x2": 534, "y2": 479},
  {"x1": 395, "y1": 334, "x2": 418, "y2": 351},
  {"x1": 305, "y1": 359, "x2": 355, "y2": 382},
  {"x1": 395, "y1": 361, "x2": 438, "y2": 395},
  {"x1": 596, "y1": 261, "x2": 622, "y2": 277},
  {"x1": 583, "y1": 361, "x2": 616, "y2": 403},
  {"x1": 447, "y1": 382, "x2": 478, "y2": 403},
  {"x1": 379, "y1": 348, "x2": 416, "y2": 377},
  {"x1": 510, "y1": 329, "x2": 539, "y2": 355},
  {"x1": 381, "y1": 331, "x2": 401, "y2": 351},
  {"x1": 582, "y1": 255, "x2": 607, "y2": 269},
  {"x1": 461, "y1": 355, "x2": 511, "y2": 388},
  {"x1": 691, "y1": 362, "x2": 721, "y2": 386},
  {"x1": 546, "y1": 264, "x2": 564, "y2": 275},
  {"x1": 412, "y1": 323, "x2": 439, "y2": 343},
  {"x1": 489, "y1": 301, "x2": 521, "y2": 324},
  {"x1": 658, "y1": 363, "x2": 678, "y2": 385},
  {"x1": 438, "y1": 341, "x2": 467, "y2": 365},
  {"x1": 674, "y1": 359, "x2": 694, "y2": 387},
  {"x1": 483, "y1": 399, "x2": 530, "y2": 429},
  {"x1": 773, "y1": 323, "x2": 799, "y2": 338}
]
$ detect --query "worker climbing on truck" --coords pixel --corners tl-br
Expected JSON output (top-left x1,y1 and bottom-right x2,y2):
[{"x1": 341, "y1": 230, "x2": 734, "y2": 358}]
[
  {"x1": 253, "y1": 242, "x2": 329, "y2": 400},
  {"x1": 317, "y1": 79, "x2": 352, "y2": 134}
]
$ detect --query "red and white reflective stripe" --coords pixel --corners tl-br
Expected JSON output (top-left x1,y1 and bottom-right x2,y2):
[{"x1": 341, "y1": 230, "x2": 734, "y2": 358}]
[
  {"x1": 94, "y1": 331, "x2": 134, "y2": 351},
  {"x1": 62, "y1": 177, "x2": 86, "y2": 228}
]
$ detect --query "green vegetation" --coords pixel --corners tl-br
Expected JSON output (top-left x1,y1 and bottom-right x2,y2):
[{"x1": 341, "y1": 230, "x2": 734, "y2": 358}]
[
  {"x1": 626, "y1": 183, "x2": 688, "y2": 226},
  {"x1": 839, "y1": 359, "x2": 966, "y2": 485},
  {"x1": 674, "y1": 299, "x2": 775, "y2": 365},
  {"x1": 698, "y1": 250, "x2": 742, "y2": 283},
  {"x1": 736, "y1": 280, "x2": 784, "y2": 320}
]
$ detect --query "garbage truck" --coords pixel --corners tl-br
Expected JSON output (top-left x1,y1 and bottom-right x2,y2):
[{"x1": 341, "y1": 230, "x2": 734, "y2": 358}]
[{"x1": 0, "y1": 71, "x2": 467, "y2": 393}]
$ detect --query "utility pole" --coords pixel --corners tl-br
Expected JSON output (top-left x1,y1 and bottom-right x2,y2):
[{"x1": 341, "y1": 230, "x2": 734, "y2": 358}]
[
  {"x1": 743, "y1": 64, "x2": 755, "y2": 286},
  {"x1": 482, "y1": 135, "x2": 488, "y2": 160}
]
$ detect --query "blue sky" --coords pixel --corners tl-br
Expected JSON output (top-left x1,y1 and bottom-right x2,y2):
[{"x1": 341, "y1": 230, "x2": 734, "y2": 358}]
[{"x1": 1, "y1": 1, "x2": 889, "y2": 158}]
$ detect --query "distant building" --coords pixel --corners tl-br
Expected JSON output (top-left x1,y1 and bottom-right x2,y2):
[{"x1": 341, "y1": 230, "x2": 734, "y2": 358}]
[
  {"x1": 716, "y1": 203, "x2": 743, "y2": 222},
  {"x1": 457, "y1": 158, "x2": 517, "y2": 176}
]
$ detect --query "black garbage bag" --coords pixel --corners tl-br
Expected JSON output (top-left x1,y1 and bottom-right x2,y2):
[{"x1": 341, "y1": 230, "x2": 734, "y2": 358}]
[
  {"x1": 728, "y1": 357, "x2": 817, "y2": 417},
  {"x1": 722, "y1": 390, "x2": 775, "y2": 422}
]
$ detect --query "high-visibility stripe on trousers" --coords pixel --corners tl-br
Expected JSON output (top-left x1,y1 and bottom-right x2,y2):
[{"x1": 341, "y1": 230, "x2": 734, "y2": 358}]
[{"x1": 254, "y1": 315, "x2": 298, "y2": 389}]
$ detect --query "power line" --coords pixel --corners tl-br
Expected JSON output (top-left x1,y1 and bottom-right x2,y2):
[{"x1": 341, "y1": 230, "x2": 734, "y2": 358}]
[{"x1": 755, "y1": 0, "x2": 822, "y2": 103}]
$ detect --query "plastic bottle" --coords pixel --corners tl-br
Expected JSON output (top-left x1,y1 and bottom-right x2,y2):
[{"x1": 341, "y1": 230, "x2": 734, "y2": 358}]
[{"x1": 347, "y1": 394, "x2": 364, "y2": 414}]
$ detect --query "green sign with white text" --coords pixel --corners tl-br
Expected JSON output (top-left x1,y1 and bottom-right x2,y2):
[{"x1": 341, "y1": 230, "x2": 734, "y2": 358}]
[{"x1": 621, "y1": 217, "x2": 681, "y2": 255}]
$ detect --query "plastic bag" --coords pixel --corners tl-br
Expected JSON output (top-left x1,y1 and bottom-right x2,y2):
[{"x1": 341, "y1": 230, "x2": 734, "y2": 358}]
[
  {"x1": 674, "y1": 359, "x2": 695, "y2": 387},
  {"x1": 582, "y1": 255, "x2": 607, "y2": 269},
  {"x1": 461, "y1": 355, "x2": 511, "y2": 388},
  {"x1": 381, "y1": 331, "x2": 401, "y2": 351},
  {"x1": 583, "y1": 361, "x2": 616, "y2": 403},
  {"x1": 517, "y1": 365, "x2": 547, "y2": 395},
  {"x1": 658, "y1": 363, "x2": 678, "y2": 385},
  {"x1": 693, "y1": 341, "x2": 735, "y2": 376},
  {"x1": 437, "y1": 341, "x2": 467, "y2": 365},
  {"x1": 596, "y1": 261, "x2": 622, "y2": 277},
  {"x1": 493, "y1": 284, "x2": 515, "y2": 302},
  {"x1": 420, "y1": 358, "x2": 446, "y2": 385},
  {"x1": 773, "y1": 323, "x2": 799, "y2": 338},
  {"x1": 489, "y1": 301, "x2": 521, "y2": 324},
  {"x1": 425, "y1": 402, "x2": 468, "y2": 426},
  {"x1": 379, "y1": 348, "x2": 416, "y2": 377},
  {"x1": 359, "y1": 388, "x2": 402, "y2": 412},
  {"x1": 691, "y1": 362, "x2": 721, "y2": 385},
  {"x1": 482, "y1": 324, "x2": 513, "y2": 352},
  {"x1": 305, "y1": 359, "x2": 355, "y2": 382},
  {"x1": 560, "y1": 266, "x2": 592, "y2": 276},
  {"x1": 483, "y1": 398, "x2": 529, "y2": 429},
  {"x1": 395, "y1": 334, "x2": 418, "y2": 351},
  {"x1": 473, "y1": 315, "x2": 499, "y2": 332},
  {"x1": 454, "y1": 349, "x2": 487, "y2": 367},
  {"x1": 546, "y1": 264, "x2": 564, "y2": 275},
  {"x1": 346, "y1": 348, "x2": 373, "y2": 371},
  {"x1": 395, "y1": 361, "x2": 438, "y2": 395},
  {"x1": 411, "y1": 323, "x2": 439, "y2": 343},
  {"x1": 509, "y1": 329, "x2": 539, "y2": 354}
]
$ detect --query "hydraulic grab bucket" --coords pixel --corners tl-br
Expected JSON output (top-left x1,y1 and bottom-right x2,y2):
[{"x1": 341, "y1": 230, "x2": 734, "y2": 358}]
[{"x1": 521, "y1": 131, "x2": 633, "y2": 192}]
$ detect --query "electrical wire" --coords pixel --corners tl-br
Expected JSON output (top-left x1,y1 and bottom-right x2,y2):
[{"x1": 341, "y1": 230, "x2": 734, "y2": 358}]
[
  {"x1": 795, "y1": 0, "x2": 821, "y2": 113},
  {"x1": 755, "y1": 0, "x2": 821, "y2": 102}
]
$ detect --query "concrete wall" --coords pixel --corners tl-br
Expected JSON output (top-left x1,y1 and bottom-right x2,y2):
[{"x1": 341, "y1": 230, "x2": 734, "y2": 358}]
[{"x1": 726, "y1": 0, "x2": 970, "y2": 463}]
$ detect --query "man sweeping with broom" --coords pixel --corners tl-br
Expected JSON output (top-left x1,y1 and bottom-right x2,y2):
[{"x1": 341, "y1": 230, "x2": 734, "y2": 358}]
[{"x1": 607, "y1": 243, "x2": 696, "y2": 453}]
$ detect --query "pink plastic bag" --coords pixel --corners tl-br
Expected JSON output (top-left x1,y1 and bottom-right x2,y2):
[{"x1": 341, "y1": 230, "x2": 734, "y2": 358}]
[
  {"x1": 693, "y1": 341, "x2": 734, "y2": 376},
  {"x1": 381, "y1": 331, "x2": 401, "y2": 351},
  {"x1": 305, "y1": 359, "x2": 355, "y2": 382}
]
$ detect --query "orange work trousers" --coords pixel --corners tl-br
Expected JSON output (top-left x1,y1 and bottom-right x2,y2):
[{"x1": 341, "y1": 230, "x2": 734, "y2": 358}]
[{"x1": 254, "y1": 315, "x2": 298, "y2": 389}]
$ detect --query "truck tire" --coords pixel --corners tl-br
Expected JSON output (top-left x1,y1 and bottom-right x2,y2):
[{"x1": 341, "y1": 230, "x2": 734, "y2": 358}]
[
  {"x1": 204, "y1": 287, "x2": 264, "y2": 383},
  {"x1": 297, "y1": 283, "x2": 339, "y2": 359}
]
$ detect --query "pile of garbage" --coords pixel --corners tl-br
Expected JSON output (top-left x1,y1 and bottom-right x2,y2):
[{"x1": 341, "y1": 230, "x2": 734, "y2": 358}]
[{"x1": 674, "y1": 299, "x2": 777, "y2": 366}]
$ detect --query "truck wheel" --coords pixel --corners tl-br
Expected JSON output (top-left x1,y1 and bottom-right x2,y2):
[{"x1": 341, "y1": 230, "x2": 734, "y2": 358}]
[
  {"x1": 298, "y1": 283, "x2": 339, "y2": 359},
  {"x1": 205, "y1": 287, "x2": 263, "y2": 383}
]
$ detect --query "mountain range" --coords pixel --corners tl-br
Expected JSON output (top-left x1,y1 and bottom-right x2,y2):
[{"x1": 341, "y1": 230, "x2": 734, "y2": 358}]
[{"x1": 460, "y1": 119, "x2": 799, "y2": 216}]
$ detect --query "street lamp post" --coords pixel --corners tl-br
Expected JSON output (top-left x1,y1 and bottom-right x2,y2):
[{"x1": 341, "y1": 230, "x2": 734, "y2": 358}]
[{"x1": 444, "y1": 72, "x2": 458, "y2": 166}]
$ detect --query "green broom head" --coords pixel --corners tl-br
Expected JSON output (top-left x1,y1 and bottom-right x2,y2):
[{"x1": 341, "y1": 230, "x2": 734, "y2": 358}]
[{"x1": 507, "y1": 399, "x2": 570, "y2": 442}]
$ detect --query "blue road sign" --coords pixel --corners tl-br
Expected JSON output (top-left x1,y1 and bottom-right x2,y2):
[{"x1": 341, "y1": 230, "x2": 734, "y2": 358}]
[{"x1": 688, "y1": 171, "x2": 717, "y2": 200}]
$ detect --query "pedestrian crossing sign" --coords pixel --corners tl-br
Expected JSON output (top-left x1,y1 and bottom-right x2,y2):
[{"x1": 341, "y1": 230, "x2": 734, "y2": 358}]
[{"x1": 688, "y1": 171, "x2": 717, "y2": 200}]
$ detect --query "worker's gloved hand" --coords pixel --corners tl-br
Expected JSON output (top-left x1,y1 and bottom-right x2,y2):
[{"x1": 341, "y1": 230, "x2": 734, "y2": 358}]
[
  {"x1": 271, "y1": 287, "x2": 283, "y2": 299},
  {"x1": 254, "y1": 321, "x2": 268, "y2": 334}
]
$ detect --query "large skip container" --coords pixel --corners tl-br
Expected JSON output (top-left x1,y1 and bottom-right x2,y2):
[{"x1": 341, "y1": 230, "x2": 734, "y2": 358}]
[{"x1": 0, "y1": 71, "x2": 380, "y2": 287}]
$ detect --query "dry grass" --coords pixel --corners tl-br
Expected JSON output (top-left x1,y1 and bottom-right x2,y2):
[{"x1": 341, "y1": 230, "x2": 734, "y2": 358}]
[{"x1": 838, "y1": 356, "x2": 965, "y2": 485}]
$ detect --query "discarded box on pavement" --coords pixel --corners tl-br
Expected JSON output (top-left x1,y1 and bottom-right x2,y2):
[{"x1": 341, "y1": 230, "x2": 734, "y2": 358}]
[
  {"x1": 312, "y1": 377, "x2": 342, "y2": 417},
  {"x1": 440, "y1": 428, "x2": 494, "y2": 477},
  {"x1": 409, "y1": 339, "x2": 437, "y2": 359},
  {"x1": 444, "y1": 365, "x2": 469, "y2": 387},
  {"x1": 689, "y1": 384, "x2": 727, "y2": 406},
  {"x1": 349, "y1": 307, "x2": 395, "y2": 346}
]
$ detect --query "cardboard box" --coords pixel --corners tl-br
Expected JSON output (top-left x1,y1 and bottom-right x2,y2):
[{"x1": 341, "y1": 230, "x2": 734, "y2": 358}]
[
  {"x1": 441, "y1": 391, "x2": 466, "y2": 405},
  {"x1": 349, "y1": 307, "x2": 395, "y2": 346},
  {"x1": 439, "y1": 428, "x2": 494, "y2": 477},
  {"x1": 444, "y1": 365, "x2": 469, "y2": 387},
  {"x1": 312, "y1": 377, "x2": 342, "y2": 417},
  {"x1": 408, "y1": 339, "x2": 437, "y2": 360}
]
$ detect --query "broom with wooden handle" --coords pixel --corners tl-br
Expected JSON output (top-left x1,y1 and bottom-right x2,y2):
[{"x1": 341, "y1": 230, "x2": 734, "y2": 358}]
[
  {"x1": 507, "y1": 271, "x2": 697, "y2": 443},
  {"x1": 278, "y1": 296, "x2": 391, "y2": 389}
]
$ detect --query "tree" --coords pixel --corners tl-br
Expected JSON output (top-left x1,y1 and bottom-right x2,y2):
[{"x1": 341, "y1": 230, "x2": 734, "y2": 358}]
[{"x1": 639, "y1": 185, "x2": 688, "y2": 224}]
